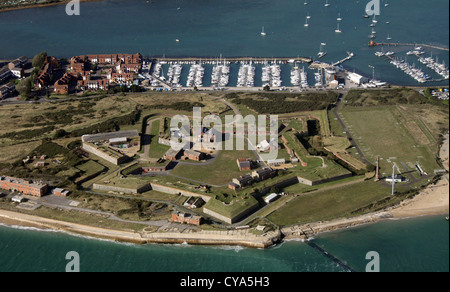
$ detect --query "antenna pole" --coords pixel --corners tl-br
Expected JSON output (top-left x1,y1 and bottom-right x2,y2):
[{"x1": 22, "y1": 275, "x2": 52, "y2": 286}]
[{"x1": 391, "y1": 164, "x2": 395, "y2": 196}]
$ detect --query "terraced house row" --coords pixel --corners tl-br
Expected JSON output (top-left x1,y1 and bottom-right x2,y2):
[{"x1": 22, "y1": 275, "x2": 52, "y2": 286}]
[{"x1": 34, "y1": 53, "x2": 142, "y2": 95}]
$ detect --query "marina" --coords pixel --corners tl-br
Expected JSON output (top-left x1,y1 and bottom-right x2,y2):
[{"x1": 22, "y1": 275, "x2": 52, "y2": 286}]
[{"x1": 146, "y1": 57, "x2": 346, "y2": 90}]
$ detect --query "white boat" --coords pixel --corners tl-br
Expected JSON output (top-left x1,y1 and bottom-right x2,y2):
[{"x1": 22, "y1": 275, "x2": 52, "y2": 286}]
[
  {"x1": 335, "y1": 22, "x2": 342, "y2": 33},
  {"x1": 386, "y1": 34, "x2": 392, "y2": 40},
  {"x1": 261, "y1": 26, "x2": 266, "y2": 36},
  {"x1": 324, "y1": 0, "x2": 330, "y2": 7},
  {"x1": 317, "y1": 43, "x2": 327, "y2": 58},
  {"x1": 337, "y1": 13, "x2": 342, "y2": 21},
  {"x1": 304, "y1": 17, "x2": 309, "y2": 27},
  {"x1": 372, "y1": 15, "x2": 378, "y2": 24}
]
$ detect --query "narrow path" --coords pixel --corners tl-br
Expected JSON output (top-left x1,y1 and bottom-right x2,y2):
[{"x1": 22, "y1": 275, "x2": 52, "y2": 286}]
[{"x1": 332, "y1": 94, "x2": 372, "y2": 165}]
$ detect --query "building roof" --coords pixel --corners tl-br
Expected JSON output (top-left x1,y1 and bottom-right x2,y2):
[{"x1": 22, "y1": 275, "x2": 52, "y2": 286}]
[
  {"x1": 184, "y1": 149, "x2": 203, "y2": 158},
  {"x1": 255, "y1": 167, "x2": 275, "y2": 176},
  {"x1": 237, "y1": 159, "x2": 251, "y2": 169},
  {"x1": 82, "y1": 130, "x2": 139, "y2": 143},
  {"x1": 0, "y1": 176, "x2": 47, "y2": 190},
  {"x1": 164, "y1": 147, "x2": 182, "y2": 158}
]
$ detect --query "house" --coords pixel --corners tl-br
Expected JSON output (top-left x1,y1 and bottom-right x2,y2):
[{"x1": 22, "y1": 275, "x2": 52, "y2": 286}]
[
  {"x1": 111, "y1": 72, "x2": 135, "y2": 85},
  {"x1": 0, "y1": 83, "x2": 15, "y2": 100},
  {"x1": 10, "y1": 67, "x2": 24, "y2": 78},
  {"x1": 183, "y1": 149, "x2": 205, "y2": 161},
  {"x1": 85, "y1": 53, "x2": 142, "y2": 65},
  {"x1": 163, "y1": 148, "x2": 182, "y2": 161},
  {"x1": 34, "y1": 161, "x2": 47, "y2": 168},
  {"x1": 52, "y1": 188, "x2": 70, "y2": 197},
  {"x1": 236, "y1": 158, "x2": 252, "y2": 171},
  {"x1": 252, "y1": 168, "x2": 276, "y2": 181},
  {"x1": 267, "y1": 159, "x2": 285, "y2": 167},
  {"x1": 231, "y1": 174, "x2": 254, "y2": 189},
  {"x1": 0, "y1": 68, "x2": 11, "y2": 82},
  {"x1": 172, "y1": 211, "x2": 202, "y2": 226},
  {"x1": 257, "y1": 139, "x2": 278, "y2": 152},
  {"x1": 34, "y1": 60, "x2": 53, "y2": 89},
  {"x1": 8, "y1": 56, "x2": 28, "y2": 70},
  {"x1": 54, "y1": 72, "x2": 77, "y2": 95}
]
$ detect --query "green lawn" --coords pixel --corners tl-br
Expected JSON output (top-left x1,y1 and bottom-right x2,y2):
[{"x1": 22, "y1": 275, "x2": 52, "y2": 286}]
[
  {"x1": 338, "y1": 106, "x2": 441, "y2": 174},
  {"x1": 267, "y1": 180, "x2": 390, "y2": 226},
  {"x1": 148, "y1": 119, "x2": 170, "y2": 159},
  {"x1": 169, "y1": 147, "x2": 259, "y2": 186}
]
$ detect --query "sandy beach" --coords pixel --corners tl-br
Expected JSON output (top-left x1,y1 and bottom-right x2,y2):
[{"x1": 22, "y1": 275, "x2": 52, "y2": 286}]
[{"x1": 388, "y1": 133, "x2": 449, "y2": 218}]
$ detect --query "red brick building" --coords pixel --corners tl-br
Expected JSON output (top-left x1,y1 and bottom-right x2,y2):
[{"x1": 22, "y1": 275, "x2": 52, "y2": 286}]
[
  {"x1": 54, "y1": 72, "x2": 77, "y2": 94},
  {"x1": 172, "y1": 211, "x2": 202, "y2": 226},
  {"x1": 0, "y1": 176, "x2": 48, "y2": 197},
  {"x1": 236, "y1": 158, "x2": 252, "y2": 171},
  {"x1": 85, "y1": 53, "x2": 142, "y2": 65},
  {"x1": 183, "y1": 149, "x2": 206, "y2": 161}
]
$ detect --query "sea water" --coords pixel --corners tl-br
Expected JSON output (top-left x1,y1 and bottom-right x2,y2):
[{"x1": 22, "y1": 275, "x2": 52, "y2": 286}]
[
  {"x1": 0, "y1": 0, "x2": 448, "y2": 86},
  {"x1": 0, "y1": 215, "x2": 448, "y2": 272}
]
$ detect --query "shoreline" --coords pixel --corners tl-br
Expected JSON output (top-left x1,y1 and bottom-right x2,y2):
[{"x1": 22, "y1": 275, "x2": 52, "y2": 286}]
[
  {"x1": 0, "y1": 209, "x2": 280, "y2": 248},
  {"x1": 0, "y1": 185, "x2": 447, "y2": 248},
  {"x1": 0, "y1": 0, "x2": 103, "y2": 13},
  {"x1": 0, "y1": 130, "x2": 447, "y2": 251}
]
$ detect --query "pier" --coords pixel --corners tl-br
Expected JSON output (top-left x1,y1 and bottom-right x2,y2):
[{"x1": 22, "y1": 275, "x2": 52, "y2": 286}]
[
  {"x1": 369, "y1": 41, "x2": 449, "y2": 52},
  {"x1": 332, "y1": 52, "x2": 354, "y2": 67},
  {"x1": 152, "y1": 56, "x2": 312, "y2": 64}
]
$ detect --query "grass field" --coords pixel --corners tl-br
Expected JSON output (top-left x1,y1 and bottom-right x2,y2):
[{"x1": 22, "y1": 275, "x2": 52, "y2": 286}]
[
  {"x1": 338, "y1": 105, "x2": 444, "y2": 175},
  {"x1": 169, "y1": 146, "x2": 259, "y2": 186},
  {"x1": 148, "y1": 119, "x2": 171, "y2": 159},
  {"x1": 267, "y1": 180, "x2": 390, "y2": 226}
]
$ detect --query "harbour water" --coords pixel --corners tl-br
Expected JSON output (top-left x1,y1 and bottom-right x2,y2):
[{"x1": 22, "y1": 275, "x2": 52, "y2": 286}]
[
  {"x1": 0, "y1": 0, "x2": 449, "y2": 86},
  {"x1": 0, "y1": 215, "x2": 448, "y2": 272}
]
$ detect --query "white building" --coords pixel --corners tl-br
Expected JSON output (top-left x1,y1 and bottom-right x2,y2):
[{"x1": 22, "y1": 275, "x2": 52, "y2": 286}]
[
  {"x1": 347, "y1": 72, "x2": 368, "y2": 85},
  {"x1": 264, "y1": 193, "x2": 279, "y2": 204}
]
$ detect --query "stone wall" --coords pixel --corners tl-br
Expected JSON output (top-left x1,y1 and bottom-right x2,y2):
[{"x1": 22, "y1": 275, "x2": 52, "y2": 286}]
[
  {"x1": 149, "y1": 183, "x2": 211, "y2": 202},
  {"x1": 93, "y1": 183, "x2": 151, "y2": 194},
  {"x1": 82, "y1": 143, "x2": 120, "y2": 165}
]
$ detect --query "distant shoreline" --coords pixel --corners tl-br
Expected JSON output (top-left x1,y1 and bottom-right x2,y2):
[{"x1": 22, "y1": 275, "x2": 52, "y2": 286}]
[{"x1": 0, "y1": 0, "x2": 103, "y2": 13}]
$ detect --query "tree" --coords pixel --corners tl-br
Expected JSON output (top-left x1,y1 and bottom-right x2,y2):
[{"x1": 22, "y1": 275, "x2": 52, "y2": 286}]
[
  {"x1": 263, "y1": 85, "x2": 271, "y2": 91},
  {"x1": 32, "y1": 51, "x2": 47, "y2": 69},
  {"x1": 16, "y1": 77, "x2": 32, "y2": 99}
]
